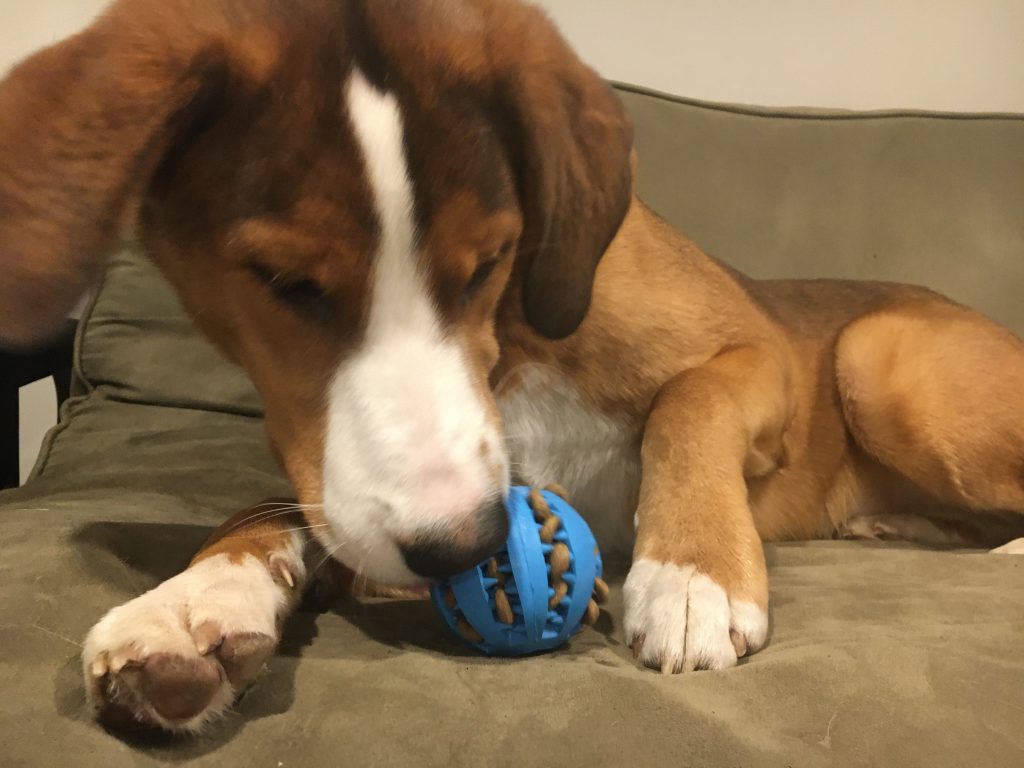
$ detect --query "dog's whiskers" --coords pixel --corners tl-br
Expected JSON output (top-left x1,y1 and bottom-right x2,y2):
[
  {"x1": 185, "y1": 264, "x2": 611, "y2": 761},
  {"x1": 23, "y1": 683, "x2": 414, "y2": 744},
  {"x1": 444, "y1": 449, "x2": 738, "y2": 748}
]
[
  {"x1": 312, "y1": 541, "x2": 345, "y2": 577},
  {"x1": 217, "y1": 523, "x2": 331, "y2": 542},
  {"x1": 216, "y1": 504, "x2": 324, "y2": 538}
]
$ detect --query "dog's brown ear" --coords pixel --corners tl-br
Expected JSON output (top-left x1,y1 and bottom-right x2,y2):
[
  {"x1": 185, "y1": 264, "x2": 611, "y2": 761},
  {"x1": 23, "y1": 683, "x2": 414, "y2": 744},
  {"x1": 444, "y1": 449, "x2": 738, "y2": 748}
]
[
  {"x1": 0, "y1": 3, "x2": 233, "y2": 349},
  {"x1": 497, "y1": 16, "x2": 634, "y2": 339},
  {"x1": 355, "y1": 0, "x2": 634, "y2": 340}
]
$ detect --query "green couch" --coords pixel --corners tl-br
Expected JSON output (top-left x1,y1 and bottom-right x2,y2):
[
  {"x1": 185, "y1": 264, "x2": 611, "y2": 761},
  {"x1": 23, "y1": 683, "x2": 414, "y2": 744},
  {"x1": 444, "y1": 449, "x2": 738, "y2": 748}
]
[{"x1": 2, "y1": 84, "x2": 1022, "y2": 767}]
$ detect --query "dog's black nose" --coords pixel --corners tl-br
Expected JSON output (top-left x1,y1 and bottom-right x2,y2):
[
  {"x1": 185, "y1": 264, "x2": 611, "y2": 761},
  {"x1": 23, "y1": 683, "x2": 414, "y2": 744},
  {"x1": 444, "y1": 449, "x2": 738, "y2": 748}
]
[{"x1": 400, "y1": 498, "x2": 509, "y2": 579}]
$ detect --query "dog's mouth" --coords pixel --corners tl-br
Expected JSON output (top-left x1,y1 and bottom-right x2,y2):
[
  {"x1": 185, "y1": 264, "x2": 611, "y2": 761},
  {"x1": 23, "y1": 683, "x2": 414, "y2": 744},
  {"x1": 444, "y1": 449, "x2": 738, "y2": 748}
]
[
  {"x1": 395, "y1": 497, "x2": 510, "y2": 580},
  {"x1": 317, "y1": 488, "x2": 510, "y2": 587}
]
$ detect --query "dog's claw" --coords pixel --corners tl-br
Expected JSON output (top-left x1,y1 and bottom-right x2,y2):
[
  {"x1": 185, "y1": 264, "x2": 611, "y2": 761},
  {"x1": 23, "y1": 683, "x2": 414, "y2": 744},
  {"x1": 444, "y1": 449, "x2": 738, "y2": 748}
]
[
  {"x1": 109, "y1": 650, "x2": 139, "y2": 675},
  {"x1": 661, "y1": 655, "x2": 683, "y2": 675},
  {"x1": 90, "y1": 656, "x2": 109, "y2": 678},
  {"x1": 192, "y1": 621, "x2": 223, "y2": 656},
  {"x1": 730, "y1": 629, "x2": 748, "y2": 658},
  {"x1": 630, "y1": 634, "x2": 645, "y2": 660},
  {"x1": 269, "y1": 554, "x2": 296, "y2": 589}
]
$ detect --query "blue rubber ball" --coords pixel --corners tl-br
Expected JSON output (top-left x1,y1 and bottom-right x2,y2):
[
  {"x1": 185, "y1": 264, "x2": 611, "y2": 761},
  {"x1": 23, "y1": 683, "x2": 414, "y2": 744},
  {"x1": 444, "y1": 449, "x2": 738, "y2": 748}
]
[{"x1": 431, "y1": 486, "x2": 604, "y2": 656}]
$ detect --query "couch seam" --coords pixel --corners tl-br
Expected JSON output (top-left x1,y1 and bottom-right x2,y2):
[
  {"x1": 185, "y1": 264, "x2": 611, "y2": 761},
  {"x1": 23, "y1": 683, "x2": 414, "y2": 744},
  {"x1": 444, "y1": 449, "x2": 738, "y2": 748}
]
[
  {"x1": 611, "y1": 81, "x2": 1024, "y2": 123},
  {"x1": 25, "y1": 250, "x2": 116, "y2": 483}
]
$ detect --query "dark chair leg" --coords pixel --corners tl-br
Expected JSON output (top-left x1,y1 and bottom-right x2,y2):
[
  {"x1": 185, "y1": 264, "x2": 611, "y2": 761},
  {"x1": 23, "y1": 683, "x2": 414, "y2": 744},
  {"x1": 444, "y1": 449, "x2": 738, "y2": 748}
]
[
  {"x1": 52, "y1": 354, "x2": 74, "y2": 406},
  {"x1": 0, "y1": 320, "x2": 78, "y2": 490},
  {"x1": 0, "y1": 382, "x2": 19, "y2": 490}
]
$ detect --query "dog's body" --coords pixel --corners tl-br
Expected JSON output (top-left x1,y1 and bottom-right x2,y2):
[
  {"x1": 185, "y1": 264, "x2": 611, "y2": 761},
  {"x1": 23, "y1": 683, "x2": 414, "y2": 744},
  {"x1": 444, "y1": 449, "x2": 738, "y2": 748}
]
[{"x1": 1, "y1": 0, "x2": 1022, "y2": 733}]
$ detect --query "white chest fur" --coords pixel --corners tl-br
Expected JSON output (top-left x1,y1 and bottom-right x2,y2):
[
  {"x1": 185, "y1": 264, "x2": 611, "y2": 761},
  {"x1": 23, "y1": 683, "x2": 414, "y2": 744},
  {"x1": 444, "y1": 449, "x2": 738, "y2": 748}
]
[{"x1": 496, "y1": 366, "x2": 641, "y2": 557}]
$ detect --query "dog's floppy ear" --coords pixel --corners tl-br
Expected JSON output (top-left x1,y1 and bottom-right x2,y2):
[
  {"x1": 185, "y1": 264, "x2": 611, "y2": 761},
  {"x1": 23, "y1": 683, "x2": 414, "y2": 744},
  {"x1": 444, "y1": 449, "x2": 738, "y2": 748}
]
[
  {"x1": 354, "y1": 0, "x2": 634, "y2": 340},
  {"x1": 0, "y1": 2, "x2": 234, "y2": 349},
  {"x1": 497, "y1": 14, "x2": 634, "y2": 339}
]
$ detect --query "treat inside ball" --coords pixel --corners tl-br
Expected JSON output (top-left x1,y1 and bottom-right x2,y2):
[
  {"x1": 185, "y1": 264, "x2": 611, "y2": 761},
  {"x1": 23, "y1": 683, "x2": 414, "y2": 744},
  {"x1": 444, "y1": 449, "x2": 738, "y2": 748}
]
[{"x1": 431, "y1": 485, "x2": 608, "y2": 656}]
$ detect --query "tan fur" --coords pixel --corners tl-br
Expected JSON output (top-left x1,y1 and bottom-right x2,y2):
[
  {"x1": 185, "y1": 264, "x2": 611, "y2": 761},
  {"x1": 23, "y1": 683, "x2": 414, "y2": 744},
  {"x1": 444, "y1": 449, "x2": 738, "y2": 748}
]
[
  {"x1": 836, "y1": 300, "x2": 1024, "y2": 512},
  {"x1": 494, "y1": 198, "x2": 1024, "y2": 621},
  {"x1": 539, "y1": 206, "x2": 1017, "y2": 542}
]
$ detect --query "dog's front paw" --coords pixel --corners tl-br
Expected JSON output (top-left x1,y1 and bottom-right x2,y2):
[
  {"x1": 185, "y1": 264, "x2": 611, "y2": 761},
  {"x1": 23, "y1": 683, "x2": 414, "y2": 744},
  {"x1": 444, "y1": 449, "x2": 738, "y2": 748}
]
[
  {"x1": 83, "y1": 553, "x2": 294, "y2": 732},
  {"x1": 622, "y1": 559, "x2": 768, "y2": 674}
]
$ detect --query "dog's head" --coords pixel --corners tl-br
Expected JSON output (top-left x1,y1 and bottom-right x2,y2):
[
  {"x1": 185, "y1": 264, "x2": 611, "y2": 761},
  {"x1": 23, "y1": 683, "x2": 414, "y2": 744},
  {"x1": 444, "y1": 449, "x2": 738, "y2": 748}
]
[{"x1": 0, "y1": 0, "x2": 633, "y2": 584}]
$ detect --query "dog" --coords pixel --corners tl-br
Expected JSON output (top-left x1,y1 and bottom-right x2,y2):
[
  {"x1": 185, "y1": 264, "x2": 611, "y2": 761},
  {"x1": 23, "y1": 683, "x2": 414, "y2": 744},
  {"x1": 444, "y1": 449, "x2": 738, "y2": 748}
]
[{"x1": 1, "y1": 0, "x2": 1022, "y2": 733}]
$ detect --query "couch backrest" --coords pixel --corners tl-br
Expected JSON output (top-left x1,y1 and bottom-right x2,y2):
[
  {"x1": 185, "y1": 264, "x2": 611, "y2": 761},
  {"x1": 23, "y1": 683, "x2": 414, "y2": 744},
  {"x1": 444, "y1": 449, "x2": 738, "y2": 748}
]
[
  {"x1": 76, "y1": 85, "x2": 1024, "y2": 414},
  {"x1": 75, "y1": 248, "x2": 263, "y2": 414},
  {"x1": 618, "y1": 84, "x2": 1024, "y2": 335}
]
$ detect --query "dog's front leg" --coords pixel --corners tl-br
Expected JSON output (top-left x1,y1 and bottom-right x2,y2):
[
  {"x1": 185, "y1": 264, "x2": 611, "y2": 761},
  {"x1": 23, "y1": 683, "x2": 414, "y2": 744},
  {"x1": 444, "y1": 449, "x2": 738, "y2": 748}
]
[
  {"x1": 624, "y1": 346, "x2": 791, "y2": 673},
  {"x1": 82, "y1": 500, "x2": 317, "y2": 732}
]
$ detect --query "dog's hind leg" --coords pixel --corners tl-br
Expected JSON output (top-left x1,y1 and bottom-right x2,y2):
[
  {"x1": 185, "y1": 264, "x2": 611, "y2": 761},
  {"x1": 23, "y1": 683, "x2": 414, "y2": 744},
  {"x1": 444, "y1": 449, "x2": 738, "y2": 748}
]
[{"x1": 835, "y1": 299, "x2": 1024, "y2": 549}]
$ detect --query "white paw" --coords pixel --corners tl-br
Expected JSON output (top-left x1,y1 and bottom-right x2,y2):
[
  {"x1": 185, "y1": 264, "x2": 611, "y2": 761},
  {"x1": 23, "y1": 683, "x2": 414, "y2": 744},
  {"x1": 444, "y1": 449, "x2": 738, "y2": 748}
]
[
  {"x1": 991, "y1": 537, "x2": 1024, "y2": 554},
  {"x1": 83, "y1": 550, "x2": 300, "y2": 732},
  {"x1": 623, "y1": 559, "x2": 768, "y2": 674}
]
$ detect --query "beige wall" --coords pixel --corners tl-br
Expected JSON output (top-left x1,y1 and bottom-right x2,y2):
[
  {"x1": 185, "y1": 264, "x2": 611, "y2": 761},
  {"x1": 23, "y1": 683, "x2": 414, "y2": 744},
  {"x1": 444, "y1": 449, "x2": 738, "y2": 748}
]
[
  {"x1": 5, "y1": 1, "x2": 1023, "y2": 112},
  {"x1": 536, "y1": 0, "x2": 1024, "y2": 112},
  {"x1": 1, "y1": 0, "x2": 105, "y2": 75},
  {"x1": 6, "y1": 0, "x2": 1021, "y2": 481}
]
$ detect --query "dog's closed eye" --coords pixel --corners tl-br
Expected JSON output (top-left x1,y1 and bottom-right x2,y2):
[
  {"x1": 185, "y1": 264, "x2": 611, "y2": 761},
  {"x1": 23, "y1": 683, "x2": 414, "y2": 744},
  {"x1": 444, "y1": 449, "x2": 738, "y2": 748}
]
[
  {"x1": 464, "y1": 258, "x2": 500, "y2": 300},
  {"x1": 247, "y1": 262, "x2": 336, "y2": 324},
  {"x1": 463, "y1": 242, "x2": 515, "y2": 304}
]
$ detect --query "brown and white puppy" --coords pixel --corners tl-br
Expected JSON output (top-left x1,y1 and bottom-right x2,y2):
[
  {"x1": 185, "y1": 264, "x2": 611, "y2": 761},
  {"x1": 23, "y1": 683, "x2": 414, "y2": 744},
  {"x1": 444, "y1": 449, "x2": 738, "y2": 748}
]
[{"x1": 1, "y1": 0, "x2": 1023, "y2": 733}]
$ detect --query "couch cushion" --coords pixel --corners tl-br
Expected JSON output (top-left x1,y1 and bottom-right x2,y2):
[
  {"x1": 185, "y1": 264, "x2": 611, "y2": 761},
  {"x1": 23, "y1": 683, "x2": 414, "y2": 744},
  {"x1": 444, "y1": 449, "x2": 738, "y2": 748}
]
[{"x1": 73, "y1": 246, "x2": 263, "y2": 417}]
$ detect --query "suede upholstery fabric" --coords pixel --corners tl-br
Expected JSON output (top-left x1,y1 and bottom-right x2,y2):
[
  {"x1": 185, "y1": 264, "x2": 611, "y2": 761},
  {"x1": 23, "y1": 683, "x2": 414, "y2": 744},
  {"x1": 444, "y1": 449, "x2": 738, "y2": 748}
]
[
  {"x1": 617, "y1": 85, "x2": 1024, "y2": 337},
  {"x1": 1, "y1": 86, "x2": 1023, "y2": 767}
]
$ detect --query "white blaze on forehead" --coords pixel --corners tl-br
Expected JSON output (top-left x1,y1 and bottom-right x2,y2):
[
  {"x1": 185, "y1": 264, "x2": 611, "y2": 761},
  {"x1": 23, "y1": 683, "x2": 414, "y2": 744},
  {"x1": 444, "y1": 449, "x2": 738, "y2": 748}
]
[
  {"x1": 345, "y1": 69, "x2": 435, "y2": 338},
  {"x1": 319, "y1": 69, "x2": 507, "y2": 585}
]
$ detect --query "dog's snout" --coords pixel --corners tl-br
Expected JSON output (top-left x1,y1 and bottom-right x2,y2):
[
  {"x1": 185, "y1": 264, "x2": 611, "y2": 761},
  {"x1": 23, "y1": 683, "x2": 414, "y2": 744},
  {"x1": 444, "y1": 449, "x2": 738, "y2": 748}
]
[{"x1": 400, "y1": 498, "x2": 509, "y2": 579}]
